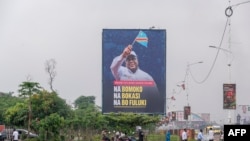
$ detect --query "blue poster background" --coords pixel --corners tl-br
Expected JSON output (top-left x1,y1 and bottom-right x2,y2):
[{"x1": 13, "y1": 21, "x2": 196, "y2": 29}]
[{"x1": 102, "y1": 29, "x2": 166, "y2": 114}]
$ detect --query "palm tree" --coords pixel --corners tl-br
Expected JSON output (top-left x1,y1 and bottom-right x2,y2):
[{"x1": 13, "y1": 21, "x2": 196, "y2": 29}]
[{"x1": 18, "y1": 81, "x2": 42, "y2": 138}]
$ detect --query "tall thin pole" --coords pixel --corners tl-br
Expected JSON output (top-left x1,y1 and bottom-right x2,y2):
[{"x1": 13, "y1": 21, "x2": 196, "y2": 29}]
[{"x1": 227, "y1": 0, "x2": 233, "y2": 124}]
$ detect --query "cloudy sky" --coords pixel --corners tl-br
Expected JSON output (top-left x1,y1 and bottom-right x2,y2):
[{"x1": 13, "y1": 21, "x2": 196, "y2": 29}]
[{"x1": 1, "y1": 0, "x2": 250, "y2": 123}]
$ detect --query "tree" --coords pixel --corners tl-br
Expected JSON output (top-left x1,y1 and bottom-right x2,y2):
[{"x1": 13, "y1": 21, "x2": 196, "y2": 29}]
[
  {"x1": 31, "y1": 90, "x2": 72, "y2": 120},
  {"x1": 38, "y1": 113, "x2": 65, "y2": 141},
  {"x1": 74, "y1": 95, "x2": 96, "y2": 109},
  {"x1": 18, "y1": 81, "x2": 42, "y2": 138},
  {"x1": 0, "y1": 94, "x2": 24, "y2": 124},
  {"x1": 45, "y1": 58, "x2": 57, "y2": 92},
  {"x1": 104, "y1": 112, "x2": 160, "y2": 135},
  {"x1": 4, "y1": 102, "x2": 27, "y2": 126},
  {"x1": 63, "y1": 95, "x2": 106, "y2": 140}
]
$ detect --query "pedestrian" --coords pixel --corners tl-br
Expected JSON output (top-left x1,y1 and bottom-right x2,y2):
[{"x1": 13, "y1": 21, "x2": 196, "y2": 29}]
[
  {"x1": 12, "y1": 128, "x2": 19, "y2": 141},
  {"x1": 114, "y1": 131, "x2": 120, "y2": 141},
  {"x1": 166, "y1": 130, "x2": 171, "y2": 141},
  {"x1": 138, "y1": 127, "x2": 144, "y2": 141},
  {"x1": 208, "y1": 127, "x2": 214, "y2": 141},
  {"x1": 197, "y1": 129, "x2": 203, "y2": 141},
  {"x1": 220, "y1": 130, "x2": 224, "y2": 141},
  {"x1": 102, "y1": 130, "x2": 110, "y2": 141},
  {"x1": 181, "y1": 128, "x2": 188, "y2": 141}
]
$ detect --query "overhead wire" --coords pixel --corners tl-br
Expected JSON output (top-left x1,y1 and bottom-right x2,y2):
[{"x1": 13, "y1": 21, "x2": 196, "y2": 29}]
[
  {"x1": 189, "y1": 0, "x2": 250, "y2": 84},
  {"x1": 190, "y1": 18, "x2": 229, "y2": 84},
  {"x1": 231, "y1": 0, "x2": 250, "y2": 7},
  {"x1": 170, "y1": 0, "x2": 250, "y2": 111}
]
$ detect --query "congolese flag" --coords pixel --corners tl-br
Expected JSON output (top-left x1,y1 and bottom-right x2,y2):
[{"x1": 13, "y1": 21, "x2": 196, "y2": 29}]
[{"x1": 135, "y1": 31, "x2": 148, "y2": 47}]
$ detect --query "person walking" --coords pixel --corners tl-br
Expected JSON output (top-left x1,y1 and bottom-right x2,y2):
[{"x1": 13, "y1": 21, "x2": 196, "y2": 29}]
[
  {"x1": 166, "y1": 130, "x2": 171, "y2": 141},
  {"x1": 208, "y1": 128, "x2": 214, "y2": 141},
  {"x1": 181, "y1": 128, "x2": 188, "y2": 141},
  {"x1": 197, "y1": 129, "x2": 204, "y2": 141},
  {"x1": 12, "y1": 128, "x2": 19, "y2": 141},
  {"x1": 138, "y1": 127, "x2": 144, "y2": 141},
  {"x1": 220, "y1": 130, "x2": 224, "y2": 141}
]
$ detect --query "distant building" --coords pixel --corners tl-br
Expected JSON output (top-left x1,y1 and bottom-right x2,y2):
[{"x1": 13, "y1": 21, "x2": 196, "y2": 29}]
[{"x1": 167, "y1": 111, "x2": 209, "y2": 129}]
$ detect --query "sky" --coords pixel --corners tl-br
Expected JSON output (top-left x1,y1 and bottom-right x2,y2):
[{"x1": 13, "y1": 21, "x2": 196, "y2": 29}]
[{"x1": 0, "y1": 0, "x2": 250, "y2": 123}]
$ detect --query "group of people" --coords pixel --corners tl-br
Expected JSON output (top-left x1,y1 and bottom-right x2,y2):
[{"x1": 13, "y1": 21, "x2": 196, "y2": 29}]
[
  {"x1": 102, "y1": 127, "x2": 224, "y2": 141},
  {"x1": 101, "y1": 128, "x2": 144, "y2": 141},
  {"x1": 180, "y1": 127, "x2": 224, "y2": 141},
  {"x1": 112, "y1": 131, "x2": 131, "y2": 141}
]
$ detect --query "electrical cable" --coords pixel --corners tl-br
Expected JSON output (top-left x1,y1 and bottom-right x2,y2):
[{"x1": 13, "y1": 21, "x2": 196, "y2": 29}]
[{"x1": 189, "y1": 1, "x2": 250, "y2": 84}]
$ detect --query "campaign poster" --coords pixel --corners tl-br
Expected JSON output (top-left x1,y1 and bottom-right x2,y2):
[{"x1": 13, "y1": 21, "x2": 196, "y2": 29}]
[
  {"x1": 223, "y1": 84, "x2": 236, "y2": 109},
  {"x1": 184, "y1": 106, "x2": 191, "y2": 120},
  {"x1": 102, "y1": 29, "x2": 166, "y2": 114},
  {"x1": 172, "y1": 111, "x2": 176, "y2": 121},
  {"x1": 200, "y1": 113, "x2": 210, "y2": 122},
  {"x1": 236, "y1": 105, "x2": 250, "y2": 124}
]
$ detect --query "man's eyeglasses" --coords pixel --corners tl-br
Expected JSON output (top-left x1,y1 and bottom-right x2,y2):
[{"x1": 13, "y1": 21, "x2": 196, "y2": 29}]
[{"x1": 126, "y1": 56, "x2": 137, "y2": 61}]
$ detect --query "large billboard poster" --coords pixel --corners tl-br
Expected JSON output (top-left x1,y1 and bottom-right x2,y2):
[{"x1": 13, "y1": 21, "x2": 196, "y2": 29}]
[
  {"x1": 236, "y1": 105, "x2": 250, "y2": 124},
  {"x1": 223, "y1": 83, "x2": 236, "y2": 109},
  {"x1": 102, "y1": 29, "x2": 166, "y2": 114}
]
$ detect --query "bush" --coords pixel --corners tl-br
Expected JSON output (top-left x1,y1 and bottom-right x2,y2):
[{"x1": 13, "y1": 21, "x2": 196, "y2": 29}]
[
  {"x1": 146, "y1": 134, "x2": 165, "y2": 141},
  {"x1": 146, "y1": 134, "x2": 196, "y2": 141},
  {"x1": 170, "y1": 135, "x2": 179, "y2": 141},
  {"x1": 22, "y1": 138, "x2": 39, "y2": 141}
]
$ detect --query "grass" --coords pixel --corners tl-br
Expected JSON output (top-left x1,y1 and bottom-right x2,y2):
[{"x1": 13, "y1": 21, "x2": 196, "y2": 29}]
[{"x1": 146, "y1": 134, "x2": 196, "y2": 141}]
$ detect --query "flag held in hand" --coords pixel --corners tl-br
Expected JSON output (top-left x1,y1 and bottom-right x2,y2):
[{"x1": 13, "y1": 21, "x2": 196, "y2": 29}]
[{"x1": 132, "y1": 31, "x2": 148, "y2": 47}]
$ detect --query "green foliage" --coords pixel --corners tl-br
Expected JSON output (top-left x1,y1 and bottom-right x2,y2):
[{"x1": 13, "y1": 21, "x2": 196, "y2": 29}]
[
  {"x1": 141, "y1": 134, "x2": 196, "y2": 141},
  {"x1": 2, "y1": 82, "x2": 166, "y2": 141},
  {"x1": 0, "y1": 94, "x2": 25, "y2": 124},
  {"x1": 4, "y1": 102, "x2": 28, "y2": 126},
  {"x1": 22, "y1": 138, "x2": 39, "y2": 141},
  {"x1": 147, "y1": 134, "x2": 165, "y2": 141},
  {"x1": 38, "y1": 113, "x2": 65, "y2": 141},
  {"x1": 170, "y1": 135, "x2": 180, "y2": 141},
  {"x1": 68, "y1": 95, "x2": 106, "y2": 131},
  {"x1": 104, "y1": 112, "x2": 160, "y2": 135},
  {"x1": 18, "y1": 81, "x2": 42, "y2": 97},
  {"x1": 30, "y1": 90, "x2": 73, "y2": 119},
  {"x1": 18, "y1": 81, "x2": 43, "y2": 134},
  {"x1": 74, "y1": 95, "x2": 96, "y2": 109}
]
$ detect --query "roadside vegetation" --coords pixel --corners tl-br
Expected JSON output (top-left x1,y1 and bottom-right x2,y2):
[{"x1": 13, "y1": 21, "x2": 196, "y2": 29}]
[
  {"x1": 0, "y1": 59, "x2": 192, "y2": 141},
  {"x1": 0, "y1": 82, "x2": 162, "y2": 141}
]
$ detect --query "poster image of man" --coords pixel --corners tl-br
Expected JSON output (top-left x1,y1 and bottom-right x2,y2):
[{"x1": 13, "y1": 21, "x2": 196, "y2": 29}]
[
  {"x1": 236, "y1": 105, "x2": 250, "y2": 124},
  {"x1": 184, "y1": 106, "x2": 191, "y2": 120},
  {"x1": 102, "y1": 29, "x2": 166, "y2": 114},
  {"x1": 172, "y1": 111, "x2": 176, "y2": 121},
  {"x1": 110, "y1": 45, "x2": 157, "y2": 82},
  {"x1": 223, "y1": 84, "x2": 236, "y2": 109}
]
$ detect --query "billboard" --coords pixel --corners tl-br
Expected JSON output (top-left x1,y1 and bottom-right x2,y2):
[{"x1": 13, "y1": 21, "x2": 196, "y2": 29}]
[
  {"x1": 168, "y1": 111, "x2": 206, "y2": 122},
  {"x1": 223, "y1": 83, "x2": 236, "y2": 109},
  {"x1": 102, "y1": 29, "x2": 166, "y2": 114},
  {"x1": 172, "y1": 111, "x2": 176, "y2": 121},
  {"x1": 236, "y1": 105, "x2": 250, "y2": 124},
  {"x1": 199, "y1": 113, "x2": 210, "y2": 122},
  {"x1": 184, "y1": 106, "x2": 191, "y2": 120}
]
